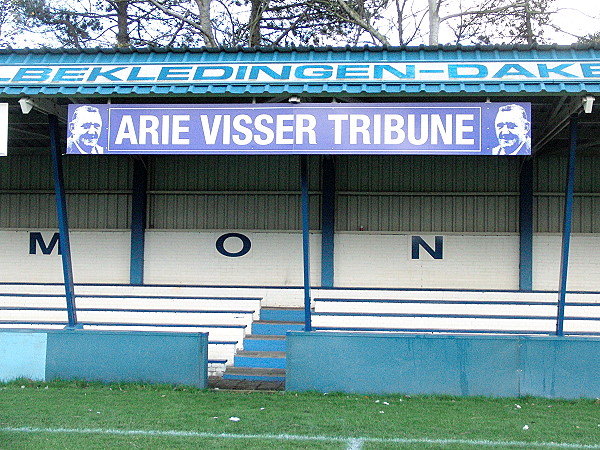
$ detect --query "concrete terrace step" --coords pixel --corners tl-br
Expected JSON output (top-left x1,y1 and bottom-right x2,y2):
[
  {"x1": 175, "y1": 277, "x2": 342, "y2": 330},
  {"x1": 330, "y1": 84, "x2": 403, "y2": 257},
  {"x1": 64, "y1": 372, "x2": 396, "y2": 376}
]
[
  {"x1": 252, "y1": 321, "x2": 304, "y2": 335},
  {"x1": 244, "y1": 335, "x2": 286, "y2": 351},
  {"x1": 208, "y1": 377, "x2": 285, "y2": 391},
  {"x1": 220, "y1": 307, "x2": 303, "y2": 382},
  {"x1": 260, "y1": 307, "x2": 305, "y2": 322},
  {"x1": 235, "y1": 351, "x2": 286, "y2": 358},
  {"x1": 223, "y1": 367, "x2": 286, "y2": 382},
  {"x1": 245, "y1": 334, "x2": 286, "y2": 340},
  {"x1": 234, "y1": 351, "x2": 286, "y2": 369}
]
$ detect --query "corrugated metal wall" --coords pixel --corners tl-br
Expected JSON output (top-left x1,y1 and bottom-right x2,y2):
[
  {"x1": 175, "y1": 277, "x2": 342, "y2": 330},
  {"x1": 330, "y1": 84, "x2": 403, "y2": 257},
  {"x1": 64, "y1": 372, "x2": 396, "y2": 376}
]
[
  {"x1": 336, "y1": 156, "x2": 521, "y2": 233},
  {"x1": 0, "y1": 153, "x2": 54, "y2": 228},
  {"x1": 0, "y1": 154, "x2": 132, "y2": 229},
  {"x1": 535, "y1": 156, "x2": 600, "y2": 233},
  {"x1": 147, "y1": 155, "x2": 320, "y2": 230},
  {"x1": 2, "y1": 153, "x2": 600, "y2": 234}
]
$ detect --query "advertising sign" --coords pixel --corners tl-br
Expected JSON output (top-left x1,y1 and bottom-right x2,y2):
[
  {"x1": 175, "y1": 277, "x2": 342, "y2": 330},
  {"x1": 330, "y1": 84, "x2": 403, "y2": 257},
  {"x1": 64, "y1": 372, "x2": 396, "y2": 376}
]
[
  {"x1": 66, "y1": 102, "x2": 531, "y2": 156},
  {"x1": 5, "y1": 62, "x2": 600, "y2": 85}
]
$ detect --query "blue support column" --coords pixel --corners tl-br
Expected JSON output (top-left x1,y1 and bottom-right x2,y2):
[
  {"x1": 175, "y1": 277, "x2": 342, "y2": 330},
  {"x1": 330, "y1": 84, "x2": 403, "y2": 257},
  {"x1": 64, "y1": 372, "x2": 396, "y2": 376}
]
[
  {"x1": 301, "y1": 155, "x2": 312, "y2": 331},
  {"x1": 130, "y1": 157, "x2": 148, "y2": 285},
  {"x1": 321, "y1": 156, "x2": 335, "y2": 287},
  {"x1": 49, "y1": 114, "x2": 78, "y2": 328},
  {"x1": 556, "y1": 114, "x2": 578, "y2": 336},
  {"x1": 519, "y1": 158, "x2": 534, "y2": 291}
]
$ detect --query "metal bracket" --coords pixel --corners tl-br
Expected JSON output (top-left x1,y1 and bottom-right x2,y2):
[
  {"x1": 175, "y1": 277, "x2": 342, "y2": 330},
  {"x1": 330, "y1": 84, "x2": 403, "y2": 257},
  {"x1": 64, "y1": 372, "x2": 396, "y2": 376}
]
[{"x1": 18, "y1": 97, "x2": 68, "y2": 123}]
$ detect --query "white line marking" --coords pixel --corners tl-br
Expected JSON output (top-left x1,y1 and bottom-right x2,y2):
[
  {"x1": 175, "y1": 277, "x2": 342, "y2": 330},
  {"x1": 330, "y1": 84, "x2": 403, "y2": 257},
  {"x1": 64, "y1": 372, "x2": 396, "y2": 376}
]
[
  {"x1": 1, "y1": 427, "x2": 600, "y2": 448},
  {"x1": 347, "y1": 437, "x2": 364, "y2": 450}
]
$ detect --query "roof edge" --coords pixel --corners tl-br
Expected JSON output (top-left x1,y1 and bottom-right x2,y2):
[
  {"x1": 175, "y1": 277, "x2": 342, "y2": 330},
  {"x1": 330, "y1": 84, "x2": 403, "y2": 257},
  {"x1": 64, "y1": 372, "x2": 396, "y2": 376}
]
[{"x1": 2, "y1": 43, "x2": 600, "y2": 54}]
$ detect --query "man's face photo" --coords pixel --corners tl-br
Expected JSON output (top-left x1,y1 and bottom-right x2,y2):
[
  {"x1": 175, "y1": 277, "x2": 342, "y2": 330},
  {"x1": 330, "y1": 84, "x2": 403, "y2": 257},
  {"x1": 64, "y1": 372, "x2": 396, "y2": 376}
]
[
  {"x1": 70, "y1": 107, "x2": 102, "y2": 152},
  {"x1": 494, "y1": 107, "x2": 530, "y2": 153}
]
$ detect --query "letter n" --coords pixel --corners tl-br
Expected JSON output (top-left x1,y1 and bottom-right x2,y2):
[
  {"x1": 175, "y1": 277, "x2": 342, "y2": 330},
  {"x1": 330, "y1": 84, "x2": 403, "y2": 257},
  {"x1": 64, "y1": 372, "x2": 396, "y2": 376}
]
[
  {"x1": 411, "y1": 236, "x2": 443, "y2": 260},
  {"x1": 29, "y1": 232, "x2": 61, "y2": 255}
]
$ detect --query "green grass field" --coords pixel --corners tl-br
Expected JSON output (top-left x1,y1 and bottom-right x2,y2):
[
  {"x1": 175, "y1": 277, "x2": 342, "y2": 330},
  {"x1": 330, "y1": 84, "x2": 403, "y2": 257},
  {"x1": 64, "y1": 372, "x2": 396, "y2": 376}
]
[{"x1": 1, "y1": 380, "x2": 599, "y2": 449}]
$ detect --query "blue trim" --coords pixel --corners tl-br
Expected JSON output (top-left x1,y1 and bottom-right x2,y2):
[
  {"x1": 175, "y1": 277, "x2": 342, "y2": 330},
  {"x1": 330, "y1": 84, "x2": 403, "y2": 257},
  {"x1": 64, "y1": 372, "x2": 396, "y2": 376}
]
[
  {"x1": 314, "y1": 312, "x2": 599, "y2": 320},
  {"x1": 208, "y1": 359, "x2": 228, "y2": 364},
  {"x1": 311, "y1": 327, "x2": 552, "y2": 335},
  {"x1": 313, "y1": 298, "x2": 589, "y2": 306},
  {"x1": 301, "y1": 155, "x2": 312, "y2": 331},
  {"x1": 519, "y1": 158, "x2": 534, "y2": 291},
  {"x1": 72, "y1": 308, "x2": 255, "y2": 314},
  {"x1": 321, "y1": 156, "x2": 335, "y2": 287},
  {"x1": 0, "y1": 293, "x2": 262, "y2": 301},
  {"x1": 49, "y1": 114, "x2": 78, "y2": 328},
  {"x1": 78, "y1": 323, "x2": 247, "y2": 329},
  {"x1": 4, "y1": 281, "x2": 600, "y2": 295},
  {"x1": 130, "y1": 157, "x2": 147, "y2": 285},
  {"x1": 557, "y1": 115, "x2": 578, "y2": 336}
]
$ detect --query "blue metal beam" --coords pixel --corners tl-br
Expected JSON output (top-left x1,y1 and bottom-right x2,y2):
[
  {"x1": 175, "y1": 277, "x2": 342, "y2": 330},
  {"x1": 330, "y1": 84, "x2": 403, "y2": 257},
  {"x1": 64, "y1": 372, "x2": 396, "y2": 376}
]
[
  {"x1": 321, "y1": 156, "x2": 335, "y2": 288},
  {"x1": 519, "y1": 158, "x2": 534, "y2": 291},
  {"x1": 301, "y1": 155, "x2": 312, "y2": 331},
  {"x1": 48, "y1": 114, "x2": 78, "y2": 328},
  {"x1": 130, "y1": 157, "x2": 148, "y2": 285},
  {"x1": 556, "y1": 114, "x2": 578, "y2": 336}
]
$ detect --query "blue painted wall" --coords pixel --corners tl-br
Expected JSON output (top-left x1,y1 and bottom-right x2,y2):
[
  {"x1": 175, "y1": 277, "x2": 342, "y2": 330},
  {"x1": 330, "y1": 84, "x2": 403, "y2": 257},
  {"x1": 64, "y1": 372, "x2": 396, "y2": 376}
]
[
  {"x1": 286, "y1": 332, "x2": 600, "y2": 399},
  {"x1": 0, "y1": 329, "x2": 208, "y2": 388},
  {"x1": 0, "y1": 331, "x2": 47, "y2": 381}
]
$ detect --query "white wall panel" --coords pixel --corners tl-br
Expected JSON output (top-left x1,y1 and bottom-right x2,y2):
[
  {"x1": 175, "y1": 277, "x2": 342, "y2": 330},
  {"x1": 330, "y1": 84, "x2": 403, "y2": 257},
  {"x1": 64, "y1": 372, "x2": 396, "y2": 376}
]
[
  {"x1": 0, "y1": 231, "x2": 130, "y2": 284},
  {"x1": 144, "y1": 231, "x2": 321, "y2": 286},
  {"x1": 533, "y1": 235, "x2": 600, "y2": 291},
  {"x1": 334, "y1": 233, "x2": 519, "y2": 289},
  {"x1": 2, "y1": 229, "x2": 600, "y2": 291}
]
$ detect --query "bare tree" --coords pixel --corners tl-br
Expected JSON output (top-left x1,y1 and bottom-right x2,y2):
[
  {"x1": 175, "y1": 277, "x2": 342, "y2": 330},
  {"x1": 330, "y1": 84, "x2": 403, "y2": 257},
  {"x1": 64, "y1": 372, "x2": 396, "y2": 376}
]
[
  {"x1": 0, "y1": 0, "x2": 20, "y2": 46},
  {"x1": 427, "y1": 0, "x2": 555, "y2": 46},
  {"x1": 8, "y1": 0, "x2": 592, "y2": 49},
  {"x1": 13, "y1": 0, "x2": 203, "y2": 48}
]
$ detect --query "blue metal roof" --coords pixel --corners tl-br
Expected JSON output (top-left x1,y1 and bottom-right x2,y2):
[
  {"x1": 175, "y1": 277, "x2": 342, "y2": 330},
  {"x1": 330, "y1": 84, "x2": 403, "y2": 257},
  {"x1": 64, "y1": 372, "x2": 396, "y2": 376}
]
[{"x1": 0, "y1": 44, "x2": 599, "y2": 97}]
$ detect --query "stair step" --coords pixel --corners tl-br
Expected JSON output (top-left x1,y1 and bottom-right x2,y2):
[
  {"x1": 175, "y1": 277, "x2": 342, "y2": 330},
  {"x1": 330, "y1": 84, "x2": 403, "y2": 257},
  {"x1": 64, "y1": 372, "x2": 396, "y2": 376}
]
[
  {"x1": 244, "y1": 335, "x2": 286, "y2": 351},
  {"x1": 224, "y1": 367, "x2": 286, "y2": 381},
  {"x1": 236, "y1": 351, "x2": 286, "y2": 358},
  {"x1": 234, "y1": 351, "x2": 286, "y2": 369},
  {"x1": 246, "y1": 334, "x2": 285, "y2": 340},
  {"x1": 260, "y1": 308, "x2": 305, "y2": 322},
  {"x1": 253, "y1": 321, "x2": 304, "y2": 335}
]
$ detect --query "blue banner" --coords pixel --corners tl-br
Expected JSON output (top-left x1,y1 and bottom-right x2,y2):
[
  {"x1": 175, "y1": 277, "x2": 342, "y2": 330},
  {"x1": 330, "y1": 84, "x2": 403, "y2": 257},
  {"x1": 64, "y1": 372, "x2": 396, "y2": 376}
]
[{"x1": 66, "y1": 102, "x2": 531, "y2": 155}]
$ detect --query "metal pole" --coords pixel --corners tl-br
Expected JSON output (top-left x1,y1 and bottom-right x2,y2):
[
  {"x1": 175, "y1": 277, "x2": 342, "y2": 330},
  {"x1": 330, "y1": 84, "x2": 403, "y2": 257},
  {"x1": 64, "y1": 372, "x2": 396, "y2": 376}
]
[
  {"x1": 321, "y1": 156, "x2": 335, "y2": 288},
  {"x1": 519, "y1": 158, "x2": 534, "y2": 291},
  {"x1": 301, "y1": 155, "x2": 312, "y2": 331},
  {"x1": 556, "y1": 114, "x2": 578, "y2": 336},
  {"x1": 130, "y1": 157, "x2": 148, "y2": 285},
  {"x1": 49, "y1": 114, "x2": 78, "y2": 328}
]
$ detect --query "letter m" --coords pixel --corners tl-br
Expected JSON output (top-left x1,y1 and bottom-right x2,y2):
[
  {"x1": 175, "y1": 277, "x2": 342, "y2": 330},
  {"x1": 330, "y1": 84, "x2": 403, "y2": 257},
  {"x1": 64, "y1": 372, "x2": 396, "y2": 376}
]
[
  {"x1": 411, "y1": 236, "x2": 443, "y2": 260},
  {"x1": 29, "y1": 232, "x2": 61, "y2": 255}
]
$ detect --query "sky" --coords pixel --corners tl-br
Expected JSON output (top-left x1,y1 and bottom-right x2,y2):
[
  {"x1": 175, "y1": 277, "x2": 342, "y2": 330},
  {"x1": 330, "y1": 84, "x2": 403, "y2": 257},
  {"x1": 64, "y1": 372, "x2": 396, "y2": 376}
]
[{"x1": 550, "y1": 0, "x2": 600, "y2": 43}]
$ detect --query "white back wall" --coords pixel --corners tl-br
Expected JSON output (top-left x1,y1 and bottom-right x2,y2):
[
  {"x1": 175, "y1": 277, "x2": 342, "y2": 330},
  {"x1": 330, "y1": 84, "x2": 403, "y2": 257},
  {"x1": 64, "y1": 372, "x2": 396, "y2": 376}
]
[
  {"x1": 334, "y1": 234, "x2": 519, "y2": 289},
  {"x1": 0, "y1": 231, "x2": 130, "y2": 284},
  {"x1": 533, "y1": 235, "x2": 600, "y2": 291},
  {"x1": 1, "y1": 230, "x2": 600, "y2": 291},
  {"x1": 144, "y1": 231, "x2": 322, "y2": 286}
]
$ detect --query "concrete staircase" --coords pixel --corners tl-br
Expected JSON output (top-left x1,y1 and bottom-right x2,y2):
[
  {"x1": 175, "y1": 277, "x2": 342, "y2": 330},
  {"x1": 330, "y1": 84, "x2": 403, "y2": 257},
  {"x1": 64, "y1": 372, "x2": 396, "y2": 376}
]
[{"x1": 222, "y1": 307, "x2": 304, "y2": 382}]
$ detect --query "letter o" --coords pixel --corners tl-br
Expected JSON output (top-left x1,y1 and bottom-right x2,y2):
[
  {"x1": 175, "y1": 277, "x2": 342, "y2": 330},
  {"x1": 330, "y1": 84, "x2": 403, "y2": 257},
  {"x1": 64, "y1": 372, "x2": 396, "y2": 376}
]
[{"x1": 216, "y1": 233, "x2": 251, "y2": 257}]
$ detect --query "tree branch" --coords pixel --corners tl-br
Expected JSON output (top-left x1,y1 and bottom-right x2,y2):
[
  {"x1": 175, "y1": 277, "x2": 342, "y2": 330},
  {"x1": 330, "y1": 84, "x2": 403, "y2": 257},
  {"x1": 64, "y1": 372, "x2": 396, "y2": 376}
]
[{"x1": 332, "y1": 0, "x2": 390, "y2": 45}]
